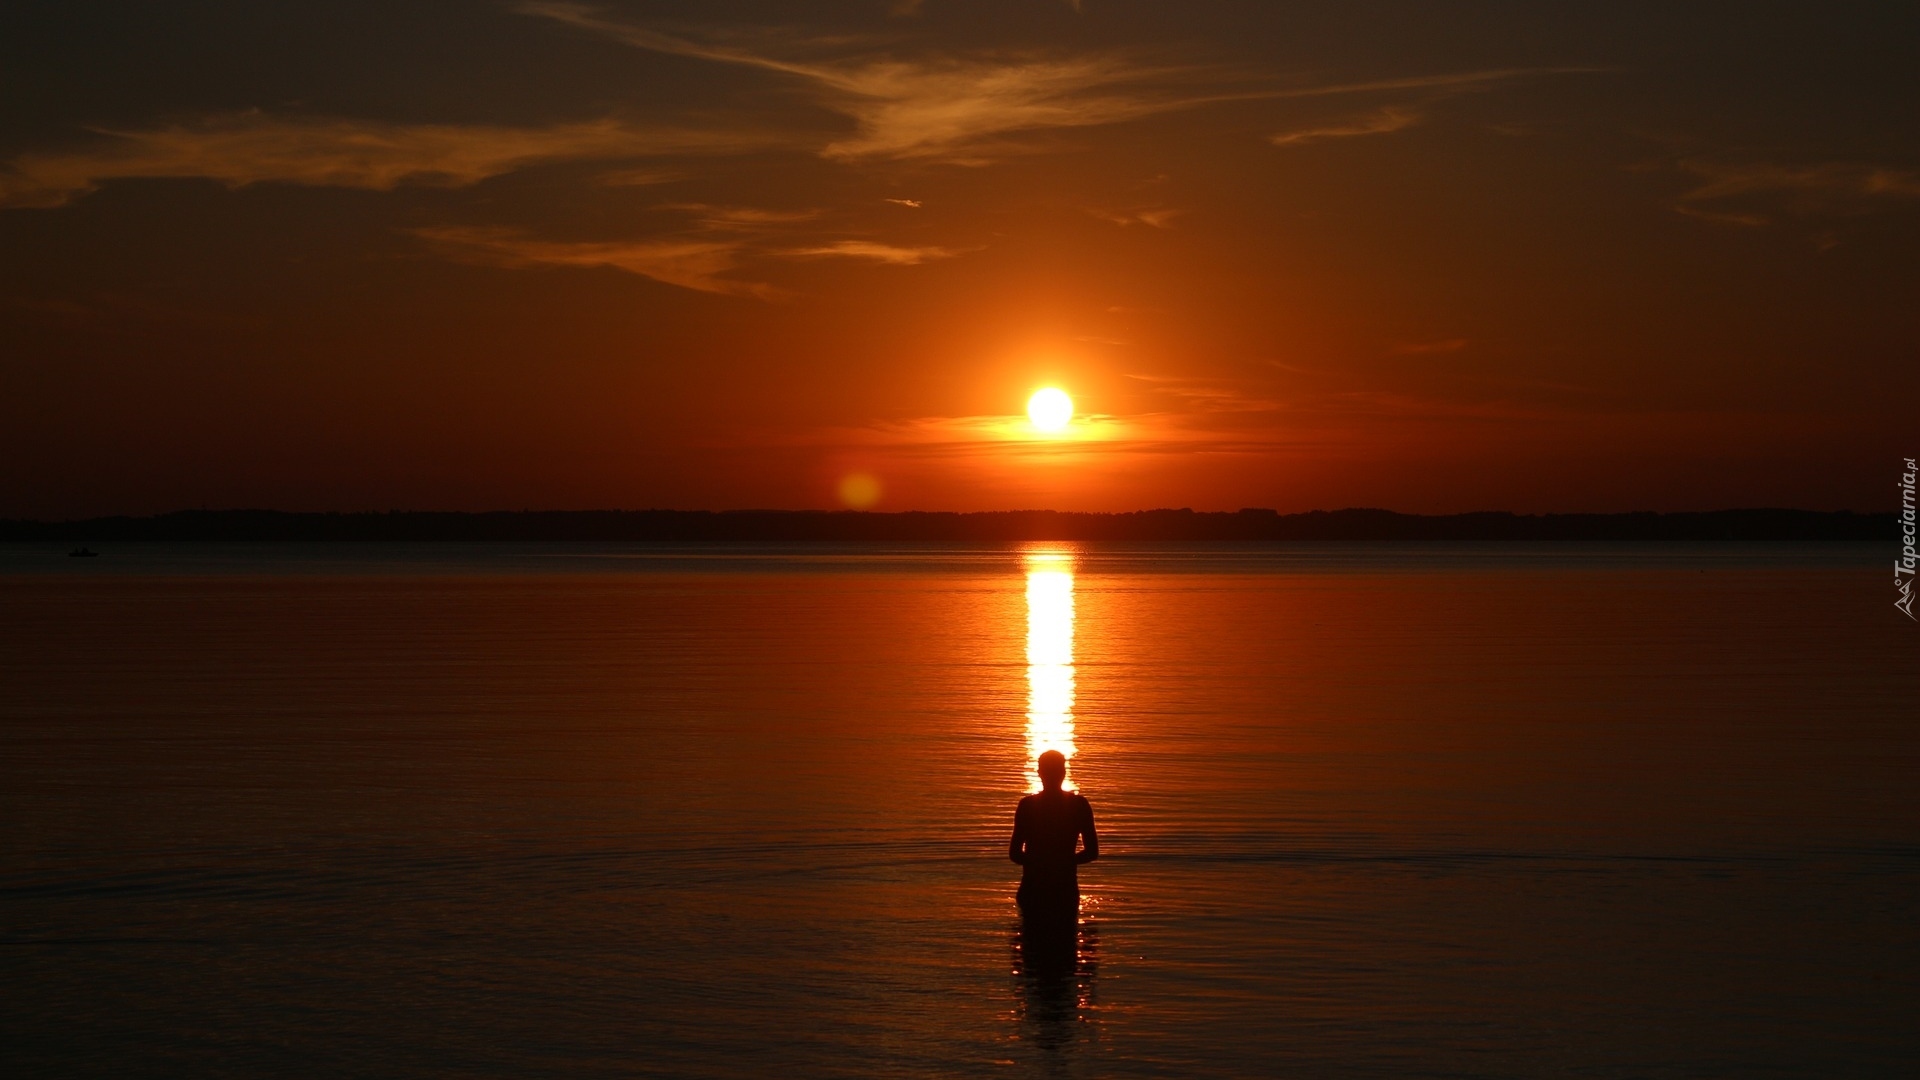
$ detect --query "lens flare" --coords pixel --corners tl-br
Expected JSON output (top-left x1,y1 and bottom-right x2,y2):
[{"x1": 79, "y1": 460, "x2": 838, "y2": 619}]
[
  {"x1": 1026, "y1": 388, "x2": 1073, "y2": 434},
  {"x1": 838, "y1": 472, "x2": 881, "y2": 508}
]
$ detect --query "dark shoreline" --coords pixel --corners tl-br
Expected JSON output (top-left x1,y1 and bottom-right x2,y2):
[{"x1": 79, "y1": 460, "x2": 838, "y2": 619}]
[{"x1": 0, "y1": 507, "x2": 1893, "y2": 543}]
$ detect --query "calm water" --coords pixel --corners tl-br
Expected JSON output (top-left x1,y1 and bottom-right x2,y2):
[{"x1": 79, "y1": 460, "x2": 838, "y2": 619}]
[{"x1": 2, "y1": 542, "x2": 1915, "y2": 1077}]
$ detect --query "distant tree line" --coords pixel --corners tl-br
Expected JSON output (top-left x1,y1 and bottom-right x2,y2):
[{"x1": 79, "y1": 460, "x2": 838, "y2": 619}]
[{"x1": 0, "y1": 507, "x2": 1894, "y2": 542}]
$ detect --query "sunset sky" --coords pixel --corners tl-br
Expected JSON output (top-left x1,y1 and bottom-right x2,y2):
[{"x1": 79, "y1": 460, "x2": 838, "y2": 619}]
[{"x1": 2, "y1": 1, "x2": 1913, "y2": 517}]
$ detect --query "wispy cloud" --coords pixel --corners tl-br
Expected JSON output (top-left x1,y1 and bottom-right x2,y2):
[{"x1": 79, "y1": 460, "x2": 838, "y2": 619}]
[
  {"x1": 1124, "y1": 372, "x2": 1279, "y2": 412},
  {"x1": 1262, "y1": 69, "x2": 1609, "y2": 153},
  {"x1": 0, "y1": 113, "x2": 782, "y2": 209},
  {"x1": 1666, "y1": 159, "x2": 1920, "y2": 231},
  {"x1": 769, "y1": 358, "x2": 1636, "y2": 462},
  {"x1": 1270, "y1": 107, "x2": 1419, "y2": 147},
  {"x1": 785, "y1": 240, "x2": 960, "y2": 264},
  {"x1": 520, "y1": 7, "x2": 1606, "y2": 165},
  {"x1": 883, "y1": 197, "x2": 922, "y2": 207},
  {"x1": 418, "y1": 227, "x2": 957, "y2": 292},
  {"x1": 522, "y1": 3, "x2": 1210, "y2": 162},
  {"x1": 800, "y1": 411, "x2": 1136, "y2": 456},
  {"x1": 1678, "y1": 160, "x2": 1920, "y2": 202},
  {"x1": 784, "y1": 406, "x2": 1342, "y2": 463},
  {"x1": 1671, "y1": 204, "x2": 1768, "y2": 228},
  {"x1": 657, "y1": 202, "x2": 822, "y2": 229},
  {"x1": 1269, "y1": 67, "x2": 1604, "y2": 100},
  {"x1": 1089, "y1": 206, "x2": 1186, "y2": 228},
  {"x1": 413, "y1": 226, "x2": 772, "y2": 297},
  {"x1": 1262, "y1": 68, "x2": 1607, "y2": 149}
]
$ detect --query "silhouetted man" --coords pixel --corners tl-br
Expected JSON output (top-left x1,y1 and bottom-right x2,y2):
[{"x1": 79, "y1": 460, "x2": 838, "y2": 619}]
[{"x1": 1008, "y1": 750, "x2": 1099, "y2": 928}]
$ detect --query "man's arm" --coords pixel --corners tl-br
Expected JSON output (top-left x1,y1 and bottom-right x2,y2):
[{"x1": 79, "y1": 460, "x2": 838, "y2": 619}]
[
  {"x1": 1008, "y1": 801, "x2": 1028, "y2": 865},
  {"x1": 1075, "y1": 798, "x2": 1099, "y2": 864}
]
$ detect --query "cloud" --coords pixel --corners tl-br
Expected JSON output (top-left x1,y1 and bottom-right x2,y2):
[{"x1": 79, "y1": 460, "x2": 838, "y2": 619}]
[
  {"x1": 1089, "y1": 206, "x2": 1185, "y2": 228},
  {"x1": 657, "y1": 203, "x2": 822, "y2": 229},
  {"x1": 1124, "y1": 372, "x2": 1279, "y2": 412},
  {"x1": 416, "y1": 211, "x2": 952, "y2": 294},
  {"x1": 1671, "y1": 204, "x2": 1768, "y2": 228},
  {"x1": 521, "y1": 7, "x2": 1608, "y2": 164},
  {"x1": 1270, "y1": 107, "x2": 1419, "y2": 147},
  {"x1": 519, "y1": 4, "x2": 1254, "y2": 162},
  {"x1": 883, "y1": 197, "x2": 922, "y2": 207},
  {"x1": 1678, "y1": 160, "x2": 1920, "y2": 203},
  {"x1": 413, "y1": 226, "x2": 772, "y2": 297},
  {"x1": 5, "y1": 19, "x2": 1606, "y2": 210},
  {"x1": 0, "y1": 113, "x2": 781, "y2": 209},
  {"x1": 785, "y1": 240, "x2": 960, "y2": 264},
  {"x1": 1666, "y1": 160, "x2": 1920, "y2": 228},
  {"x1": 1262, "y1": 68, "x2": 1609, "y2": 149},
  {"x1": 783, "y1": 406, "x2": 1343, "y2": 463},
  {"x1": 1269, "y1": 67, "x2": 1605, "y2": 101},
  {"x1": 1261, "y1": 70, "x2": 1607, "y2": 152},
  {"x1": 804, "y1": 411, "x2": 1136, "y2": 454}
]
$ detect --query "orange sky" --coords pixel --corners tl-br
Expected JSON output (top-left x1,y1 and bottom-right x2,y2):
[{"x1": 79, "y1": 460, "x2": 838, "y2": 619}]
[{"x1": 1, "y1": 1, "x2": 1913, "y2": 517}]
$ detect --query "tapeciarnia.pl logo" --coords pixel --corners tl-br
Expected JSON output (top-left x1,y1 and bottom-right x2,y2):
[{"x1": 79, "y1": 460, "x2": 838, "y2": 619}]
[{"x1": 1898, "y1": 457, "x2": 1917, "y2": 620}]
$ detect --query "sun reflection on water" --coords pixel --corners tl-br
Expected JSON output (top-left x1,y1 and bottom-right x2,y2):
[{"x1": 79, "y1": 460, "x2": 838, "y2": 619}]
[{"x1": 1023, "y1": 547, "x2": 1077, "y2": 792}]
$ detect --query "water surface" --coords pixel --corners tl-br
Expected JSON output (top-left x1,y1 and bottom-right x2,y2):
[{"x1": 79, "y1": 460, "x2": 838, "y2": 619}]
[{"x1": 2, "y1": 543, "x2": 1914, "y2": 1077}]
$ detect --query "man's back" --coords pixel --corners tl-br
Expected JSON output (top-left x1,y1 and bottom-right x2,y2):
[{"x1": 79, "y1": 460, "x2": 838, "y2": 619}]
[
  {"x1": 1015, "y1": 791, "x2": 1093, "y2": 871},
  {"x1": 1010, "y1": 784, "x2": 1097, "y2": 912}
]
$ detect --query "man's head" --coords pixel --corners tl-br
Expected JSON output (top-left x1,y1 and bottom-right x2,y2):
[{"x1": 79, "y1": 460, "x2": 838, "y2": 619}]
[{"x1": 1037, "y1": 750, "x2": 1068, "y2": 791}]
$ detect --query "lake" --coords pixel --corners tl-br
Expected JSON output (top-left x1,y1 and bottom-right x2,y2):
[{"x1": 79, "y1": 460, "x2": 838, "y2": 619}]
[{"x1": 2, "y1": 542, "x2": 1915, "y2": 1077}]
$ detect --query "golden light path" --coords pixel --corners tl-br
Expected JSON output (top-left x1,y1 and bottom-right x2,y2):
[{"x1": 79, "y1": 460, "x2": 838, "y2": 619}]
[{"x1": 1023, "y1": 547, "x2": 1077, "y2": 791}]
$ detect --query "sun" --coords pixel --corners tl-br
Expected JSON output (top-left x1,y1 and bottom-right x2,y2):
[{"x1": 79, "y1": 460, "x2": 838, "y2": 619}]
[{"x1": 1027, "y1": 388, "x2": 1073, "y2": 433}]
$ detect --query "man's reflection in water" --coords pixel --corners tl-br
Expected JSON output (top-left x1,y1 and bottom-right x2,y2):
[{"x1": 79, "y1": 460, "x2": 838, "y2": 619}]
[
  {"x1": 1011, "y1": 917, "x2": 1100, "y2": 1071},
  {"x1": 1008, "y1": 750, "x2": 1100, "y2": 1069}
]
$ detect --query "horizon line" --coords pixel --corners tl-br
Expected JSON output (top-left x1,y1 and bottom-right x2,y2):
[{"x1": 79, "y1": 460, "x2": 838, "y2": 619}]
[{"x1": 1, "y1": 505, "x2": 1897, "y2": 523}]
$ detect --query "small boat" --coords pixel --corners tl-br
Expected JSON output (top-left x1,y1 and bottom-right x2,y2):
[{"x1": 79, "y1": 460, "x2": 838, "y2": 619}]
[{"x1": 68, "y1": 547, "x2": 99, "y2": 558}]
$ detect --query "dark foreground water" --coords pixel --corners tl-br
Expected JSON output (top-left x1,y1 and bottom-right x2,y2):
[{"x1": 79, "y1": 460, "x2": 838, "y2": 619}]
[{"x1": 2, "y1": 542, "x2": 1915, "y2": 1077}]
